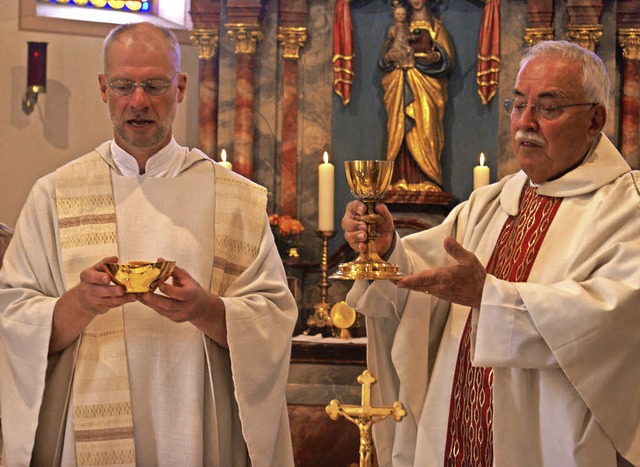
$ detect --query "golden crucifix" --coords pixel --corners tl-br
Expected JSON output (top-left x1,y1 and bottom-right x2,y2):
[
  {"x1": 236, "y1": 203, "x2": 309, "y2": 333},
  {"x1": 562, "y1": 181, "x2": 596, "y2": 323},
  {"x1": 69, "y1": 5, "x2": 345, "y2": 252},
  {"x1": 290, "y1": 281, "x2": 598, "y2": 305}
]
[{"x1": 326, "y1": 369, "x2": 407, "y2": 467}]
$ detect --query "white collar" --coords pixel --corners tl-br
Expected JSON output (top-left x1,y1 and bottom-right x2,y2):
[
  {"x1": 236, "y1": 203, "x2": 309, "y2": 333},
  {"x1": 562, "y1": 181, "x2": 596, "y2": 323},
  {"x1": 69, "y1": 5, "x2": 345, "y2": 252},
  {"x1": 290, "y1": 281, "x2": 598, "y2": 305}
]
[
  {"x1": 110, "y1": 138, "x2": 187, "y2": 178},
  {"x1": 500, "y1": 133, "x2": 631, "y2": 215}
]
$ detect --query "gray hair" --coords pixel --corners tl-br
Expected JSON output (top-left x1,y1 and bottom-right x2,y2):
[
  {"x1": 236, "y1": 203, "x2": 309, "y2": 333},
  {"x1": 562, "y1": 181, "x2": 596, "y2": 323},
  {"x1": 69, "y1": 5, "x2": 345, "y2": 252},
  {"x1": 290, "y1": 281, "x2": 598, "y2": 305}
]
[
  {"x1": 103, "y1": 22, "x2": 181, "y2": 73},
  {"x1": 0, "y1": 223, "x2": 14, "y2": 267},
  {"x1": 520, "y1": 40, "x2": 610, "y2": 111}
]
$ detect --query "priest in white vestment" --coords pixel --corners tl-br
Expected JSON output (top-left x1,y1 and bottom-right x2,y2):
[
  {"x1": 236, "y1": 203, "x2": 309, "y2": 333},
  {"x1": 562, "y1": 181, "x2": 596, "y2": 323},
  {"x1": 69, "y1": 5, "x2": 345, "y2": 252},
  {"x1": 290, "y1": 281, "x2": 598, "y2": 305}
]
[
  {"x1": 343, "y1": 41, "x2": 640, "y2": 466},
  {"x1": 0, "y1": 22, "x2": 297, "y2": 466}
]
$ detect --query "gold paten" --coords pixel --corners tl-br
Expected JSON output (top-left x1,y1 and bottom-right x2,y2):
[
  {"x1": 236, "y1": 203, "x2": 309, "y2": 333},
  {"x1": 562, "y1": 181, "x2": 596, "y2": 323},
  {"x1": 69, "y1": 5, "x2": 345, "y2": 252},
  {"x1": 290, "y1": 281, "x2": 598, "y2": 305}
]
[
  {"x1": 326, "y1": 369, "x2": 407, "y2": 467},
  {"x1": 102, "y1": 260, "x2": 175, "y2": 293},
  {"x1": 330, "y1": 160, "x2": 404, "y2": 281},
  {"x1": 330, "y1": 301, "x2": 356, "y2": 339}
]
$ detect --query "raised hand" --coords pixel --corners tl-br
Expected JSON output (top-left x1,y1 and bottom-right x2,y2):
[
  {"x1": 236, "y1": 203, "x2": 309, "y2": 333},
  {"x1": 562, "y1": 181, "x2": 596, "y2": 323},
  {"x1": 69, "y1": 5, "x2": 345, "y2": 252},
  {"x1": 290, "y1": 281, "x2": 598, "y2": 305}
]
[{"x1": 395, "y1": 236, "x2": 487, "y2": 308}]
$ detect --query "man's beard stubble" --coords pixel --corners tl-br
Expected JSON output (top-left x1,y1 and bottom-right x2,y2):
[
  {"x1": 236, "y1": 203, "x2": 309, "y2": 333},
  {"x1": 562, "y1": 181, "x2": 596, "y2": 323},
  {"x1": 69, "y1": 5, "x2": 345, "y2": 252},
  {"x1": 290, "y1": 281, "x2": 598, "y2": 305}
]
[{"x1": 112, "y1": 107, "x2": 177, "y2": 151}]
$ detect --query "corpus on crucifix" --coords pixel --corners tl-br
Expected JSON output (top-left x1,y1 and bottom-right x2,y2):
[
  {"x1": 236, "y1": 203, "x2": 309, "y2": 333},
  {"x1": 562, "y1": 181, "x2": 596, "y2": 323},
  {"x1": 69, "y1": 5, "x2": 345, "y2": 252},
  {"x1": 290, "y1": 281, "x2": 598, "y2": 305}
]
[{"x1": 326, "y1": 369, "x2": 407, "y2": 467}]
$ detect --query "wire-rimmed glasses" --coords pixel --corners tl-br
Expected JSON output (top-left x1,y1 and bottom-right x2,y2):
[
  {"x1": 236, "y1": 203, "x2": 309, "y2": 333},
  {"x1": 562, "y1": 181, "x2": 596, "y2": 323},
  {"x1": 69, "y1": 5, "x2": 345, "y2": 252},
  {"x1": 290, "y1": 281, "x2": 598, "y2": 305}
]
[
  {"x1": 503, "y1": 99, "x2": 596, "y2": 121},
  {"x1": 107, "y1": 72, "x2": 179, "y2": 97}
]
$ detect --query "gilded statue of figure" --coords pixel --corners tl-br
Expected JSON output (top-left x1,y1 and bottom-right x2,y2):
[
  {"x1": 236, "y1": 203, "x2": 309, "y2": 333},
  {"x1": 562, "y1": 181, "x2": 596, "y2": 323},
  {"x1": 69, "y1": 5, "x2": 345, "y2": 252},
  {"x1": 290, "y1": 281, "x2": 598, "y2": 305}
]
[
  {"x1": 384, "y1": 4, "x2": 415, "y2": 69},
  {"x1": 379, "y1": 0, "x2": 455, "y2": 192}
]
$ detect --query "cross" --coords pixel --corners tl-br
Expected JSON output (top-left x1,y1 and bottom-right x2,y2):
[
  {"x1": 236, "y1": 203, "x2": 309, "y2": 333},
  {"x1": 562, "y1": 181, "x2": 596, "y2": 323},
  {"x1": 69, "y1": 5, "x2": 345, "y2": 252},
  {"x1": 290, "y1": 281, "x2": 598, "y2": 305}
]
[{"x1": 326, "y1": 369, "x2": 407, "y2": 467}]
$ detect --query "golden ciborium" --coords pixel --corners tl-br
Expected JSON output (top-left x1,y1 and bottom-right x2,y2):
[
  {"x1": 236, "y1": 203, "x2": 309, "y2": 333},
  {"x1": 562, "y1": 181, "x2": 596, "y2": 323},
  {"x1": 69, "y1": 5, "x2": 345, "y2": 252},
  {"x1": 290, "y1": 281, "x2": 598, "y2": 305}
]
[
  {"x1": 330, "y1": 160, "x2": 403, "y2": 281},
  {"x1": 102, "y1": 260, "x2": 175, "y2": 293}
]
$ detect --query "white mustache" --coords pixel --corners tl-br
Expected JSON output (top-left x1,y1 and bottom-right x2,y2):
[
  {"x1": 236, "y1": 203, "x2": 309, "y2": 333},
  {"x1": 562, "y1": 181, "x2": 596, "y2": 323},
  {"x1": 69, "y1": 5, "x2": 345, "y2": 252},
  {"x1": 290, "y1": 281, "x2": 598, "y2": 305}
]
[{"x1": 515, "y1": 130, "x2": 546, "y2": 146}]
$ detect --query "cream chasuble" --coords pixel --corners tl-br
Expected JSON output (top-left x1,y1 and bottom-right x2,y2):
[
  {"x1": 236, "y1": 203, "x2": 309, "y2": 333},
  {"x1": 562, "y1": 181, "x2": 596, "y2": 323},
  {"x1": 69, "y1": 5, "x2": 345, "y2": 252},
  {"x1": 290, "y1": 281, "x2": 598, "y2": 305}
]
[
  {"x1": 54, "y1": 149, "x2": 267, "y2": 465},
  {"x1": 0, "y1": 141, "x2": 296, "y2": 467},
  {"x1": 346, "y1": 134, "x2": 640, "y2": 467}
]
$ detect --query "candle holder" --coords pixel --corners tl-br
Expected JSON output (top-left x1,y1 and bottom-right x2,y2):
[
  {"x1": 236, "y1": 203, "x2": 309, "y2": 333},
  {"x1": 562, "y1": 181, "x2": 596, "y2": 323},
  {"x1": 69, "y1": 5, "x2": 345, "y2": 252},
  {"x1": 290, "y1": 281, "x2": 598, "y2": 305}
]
[
  {"x1": 23, "y1": 42, "x2": 48, "y2": 116},
  {"x1": 306, "y1": 230, "x2": 336, "y2": 331}
]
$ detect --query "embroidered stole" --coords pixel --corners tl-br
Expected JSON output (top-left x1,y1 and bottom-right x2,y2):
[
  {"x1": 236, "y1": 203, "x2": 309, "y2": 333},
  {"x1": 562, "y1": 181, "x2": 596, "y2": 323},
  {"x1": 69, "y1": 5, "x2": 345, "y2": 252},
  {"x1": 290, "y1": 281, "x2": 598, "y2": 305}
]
[
  {"x1": 209, "y1": 167, "x2": 267, "y2": 296},
  {"x1": 443, "y1": 185, "x2": 562, "y2": 466},
  {"x1": 55, "y1": 152, "x2": 266, "y2": 465}
]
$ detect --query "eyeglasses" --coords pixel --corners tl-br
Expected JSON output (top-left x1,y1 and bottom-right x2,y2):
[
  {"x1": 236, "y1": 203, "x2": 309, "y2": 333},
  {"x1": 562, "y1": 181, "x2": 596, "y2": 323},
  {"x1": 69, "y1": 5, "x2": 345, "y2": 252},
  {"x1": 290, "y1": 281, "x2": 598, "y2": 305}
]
[
  {"x1": 503, "y1": 99, "x2": 597, "y2": 121},
  {"x1": 107, "y1": 73, "x2": 179, "y2": 97}
]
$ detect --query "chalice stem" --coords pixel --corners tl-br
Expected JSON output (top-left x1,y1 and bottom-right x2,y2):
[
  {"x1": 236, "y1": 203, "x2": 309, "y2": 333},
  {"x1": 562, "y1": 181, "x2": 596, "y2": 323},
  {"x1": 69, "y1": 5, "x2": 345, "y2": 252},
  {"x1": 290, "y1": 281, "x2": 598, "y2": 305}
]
[
  {"x1": 365, "y1": 236, "x2": 379, "y2": 262},
  {"x1": 363, "y1": 201, "x2": 383, "y2": 263}
]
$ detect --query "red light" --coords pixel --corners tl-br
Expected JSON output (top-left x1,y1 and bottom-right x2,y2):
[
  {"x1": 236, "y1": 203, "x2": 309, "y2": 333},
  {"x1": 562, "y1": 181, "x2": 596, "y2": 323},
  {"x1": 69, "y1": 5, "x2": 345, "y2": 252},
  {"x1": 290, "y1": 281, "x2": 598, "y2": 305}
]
[{"x1": 27, "y1": 42, "x2": 48, "y2": 88}]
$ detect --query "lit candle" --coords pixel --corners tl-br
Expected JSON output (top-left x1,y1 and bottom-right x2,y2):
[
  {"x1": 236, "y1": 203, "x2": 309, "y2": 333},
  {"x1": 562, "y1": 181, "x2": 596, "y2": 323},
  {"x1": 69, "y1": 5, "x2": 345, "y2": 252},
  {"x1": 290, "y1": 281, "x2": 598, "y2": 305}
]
[
  {"x1": 318, "y1": 151, "x2": 335, "y2": 231},
  {"x1": 219, "y1": 149, "x2": 232, "y2": 170},
  {"x1": 473, "y1": 152, "x2": 490, "y2": 190}
]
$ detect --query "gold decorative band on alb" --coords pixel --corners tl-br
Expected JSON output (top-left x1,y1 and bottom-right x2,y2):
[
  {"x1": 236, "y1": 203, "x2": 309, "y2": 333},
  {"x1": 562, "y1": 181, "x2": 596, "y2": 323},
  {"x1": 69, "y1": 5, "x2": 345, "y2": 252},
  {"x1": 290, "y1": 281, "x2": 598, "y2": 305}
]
[{"x1": 330, "y1": 160, "x2": 403, "y2": 281}]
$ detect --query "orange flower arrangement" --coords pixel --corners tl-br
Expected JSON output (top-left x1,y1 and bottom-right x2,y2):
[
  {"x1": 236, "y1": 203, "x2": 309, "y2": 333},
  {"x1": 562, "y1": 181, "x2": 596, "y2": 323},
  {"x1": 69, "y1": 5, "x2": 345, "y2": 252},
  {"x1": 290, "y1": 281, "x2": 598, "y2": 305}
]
[
  {"x1": 270, "y1": 214, "x2": 304, "y2": 235},
  {"x1": 269, "y1": 214, "x2": 305, "y2": 258}
]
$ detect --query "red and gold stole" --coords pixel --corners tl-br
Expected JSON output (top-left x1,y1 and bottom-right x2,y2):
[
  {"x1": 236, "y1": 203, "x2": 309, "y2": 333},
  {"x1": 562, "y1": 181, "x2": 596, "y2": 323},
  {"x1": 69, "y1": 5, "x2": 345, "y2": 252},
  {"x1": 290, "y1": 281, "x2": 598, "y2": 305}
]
[{"x1": 443, "y1": 185, "x2": 562, "y2": 466}]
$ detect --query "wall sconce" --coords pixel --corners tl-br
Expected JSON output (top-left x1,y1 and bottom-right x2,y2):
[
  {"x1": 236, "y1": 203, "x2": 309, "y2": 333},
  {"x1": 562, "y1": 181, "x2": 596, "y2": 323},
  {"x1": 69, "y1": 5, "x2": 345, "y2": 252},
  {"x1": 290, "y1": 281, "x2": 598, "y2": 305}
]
[{"x1": 22, "y1": 42, "x2": 48, "y2": 115}]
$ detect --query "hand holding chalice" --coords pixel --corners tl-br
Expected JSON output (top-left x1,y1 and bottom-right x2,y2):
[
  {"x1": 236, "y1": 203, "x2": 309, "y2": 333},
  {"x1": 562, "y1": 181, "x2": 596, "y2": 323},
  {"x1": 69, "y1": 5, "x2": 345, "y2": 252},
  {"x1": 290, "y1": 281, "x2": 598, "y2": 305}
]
[{"x1": 330, "y1": 160, "x2": 403, "y2": 281}]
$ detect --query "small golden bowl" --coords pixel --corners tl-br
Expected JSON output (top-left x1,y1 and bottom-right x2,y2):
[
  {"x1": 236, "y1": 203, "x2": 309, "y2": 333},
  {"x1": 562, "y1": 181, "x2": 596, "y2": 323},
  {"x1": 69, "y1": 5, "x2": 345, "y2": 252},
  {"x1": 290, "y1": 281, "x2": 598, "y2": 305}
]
[{"x1": 102, "y1": 260, "x2": 176, "y2": 293}]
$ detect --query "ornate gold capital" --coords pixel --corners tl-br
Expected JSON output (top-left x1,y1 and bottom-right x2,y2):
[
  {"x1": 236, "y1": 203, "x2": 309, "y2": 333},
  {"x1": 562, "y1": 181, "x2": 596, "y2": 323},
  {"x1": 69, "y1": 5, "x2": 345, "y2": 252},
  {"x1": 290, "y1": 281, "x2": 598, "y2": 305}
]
[
  {"x1": 565, "y1": 25, "x2": 603, "y2": 51},
  {"x1": 523, "y1": 27, "x2": 554, "y2": 47},
  {"x1": 618, "y1": 28, "x2": 640, "y2": 61},
  {"x1": 190, "y1": 29, "x2": 220, "y2": 60},
  {"x1": 226, "y1": 23, "x2": 264, "y2": 55},
  {"x1": 277, "y1": 27, "x2": 308, "y2": 59}
]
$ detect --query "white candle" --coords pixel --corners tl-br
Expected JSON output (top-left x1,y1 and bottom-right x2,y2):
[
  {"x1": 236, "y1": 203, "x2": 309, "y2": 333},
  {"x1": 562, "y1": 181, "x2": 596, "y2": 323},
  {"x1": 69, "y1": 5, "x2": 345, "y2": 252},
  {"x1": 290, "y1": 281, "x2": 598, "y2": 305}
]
[
  {"x1": 473, "y1": 152, "x2": 490, "y2": 190},
  {"x1": 219, "y1": 149, "x2": 232, "y2": 170},
  {"x1": 318, "y1": 151, "x2": 335, "y2": 231}
]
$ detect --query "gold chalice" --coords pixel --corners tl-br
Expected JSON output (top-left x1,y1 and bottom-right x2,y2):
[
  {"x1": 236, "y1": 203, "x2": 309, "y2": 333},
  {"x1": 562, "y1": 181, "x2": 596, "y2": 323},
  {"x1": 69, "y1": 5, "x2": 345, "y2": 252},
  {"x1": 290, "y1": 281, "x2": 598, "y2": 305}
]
[
  {"x1": 330, "y1": 160, "x2": 403, "y2": 280},
  {"x1": 102, "y1": 260, "x2": 176, "y2": 293}
]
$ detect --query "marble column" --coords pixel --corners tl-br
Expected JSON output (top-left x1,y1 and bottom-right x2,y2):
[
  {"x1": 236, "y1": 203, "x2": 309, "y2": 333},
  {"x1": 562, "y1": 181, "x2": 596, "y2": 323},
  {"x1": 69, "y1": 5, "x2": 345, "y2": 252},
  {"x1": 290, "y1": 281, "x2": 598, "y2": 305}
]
[
  {"x1": 524, "y1": 0, "x2": 554, "y2": 47},
  {"x1": 189, "y1": 2, "x2": 221, "y2": 160},
  {"x1": 617, "y1": 0, "x2": 640, "y2": 169},
  {"x1": 277, "y1": 1, "x2": 308, "y2": 217},
  {"x1": 565, "y1": 0, "x2": 603, "y2": 51},
  {"x1": 190, "y1": 31, "x2": 219, "y2": 159},
  {"x1": 226, "y1": 1, "x2": 264, "y2": 180}
]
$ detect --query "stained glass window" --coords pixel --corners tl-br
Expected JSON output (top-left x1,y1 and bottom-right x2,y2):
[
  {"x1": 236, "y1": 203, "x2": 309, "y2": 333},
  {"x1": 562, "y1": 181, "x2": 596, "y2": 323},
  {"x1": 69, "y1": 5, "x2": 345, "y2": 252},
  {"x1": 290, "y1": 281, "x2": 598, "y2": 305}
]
[{"x1": 37, "y1": 0, "x2": 151, "y2": 13}]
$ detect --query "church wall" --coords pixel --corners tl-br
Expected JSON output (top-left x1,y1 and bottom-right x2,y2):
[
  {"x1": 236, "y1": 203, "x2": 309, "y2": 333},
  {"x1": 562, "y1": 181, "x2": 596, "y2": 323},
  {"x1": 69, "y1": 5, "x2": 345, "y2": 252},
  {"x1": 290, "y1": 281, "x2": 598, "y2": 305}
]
[
  {"x1": 0, "y1": 1, "x2": 200, "y2": 228},
  {"x1": 0, "y1": 0, "x2": 626, "y2": 261},
  {"x1": 497, "y1": 0, "x2": 620, "y2": 179},
  {"x1": 330, "y1": 0, "x2": 622, "y2": 215},
  {"x1": 217, "y1": 0, "x2": 334, "y2": 241}
]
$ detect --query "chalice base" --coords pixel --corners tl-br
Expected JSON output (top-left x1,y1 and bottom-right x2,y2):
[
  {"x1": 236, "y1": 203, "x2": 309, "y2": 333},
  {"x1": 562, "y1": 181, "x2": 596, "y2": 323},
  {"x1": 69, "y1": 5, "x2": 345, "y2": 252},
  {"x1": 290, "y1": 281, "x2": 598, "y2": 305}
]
[{"x1": 330, "y1": 258, "x2": 404, "y2": 281}]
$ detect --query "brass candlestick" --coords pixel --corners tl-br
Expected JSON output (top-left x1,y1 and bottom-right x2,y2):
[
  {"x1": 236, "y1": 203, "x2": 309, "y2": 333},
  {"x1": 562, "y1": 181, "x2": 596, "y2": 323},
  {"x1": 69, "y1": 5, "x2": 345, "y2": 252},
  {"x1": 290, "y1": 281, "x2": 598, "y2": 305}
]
[
  {"x1": 330, "y1": 160, "x2": 403, "y2": 281},
  {"x1": 306, "y1": 230, "x2": 336, "y2": 330}
]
